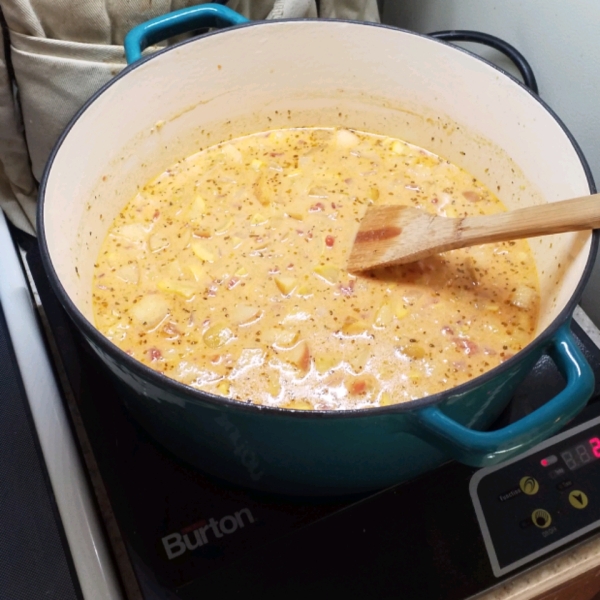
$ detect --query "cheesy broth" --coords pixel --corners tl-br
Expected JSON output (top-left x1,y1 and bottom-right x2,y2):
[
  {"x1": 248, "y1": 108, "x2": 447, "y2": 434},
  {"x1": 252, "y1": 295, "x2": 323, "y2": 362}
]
[{"x1": 92, "y1": 127, "x2": 540, "y2": 410}]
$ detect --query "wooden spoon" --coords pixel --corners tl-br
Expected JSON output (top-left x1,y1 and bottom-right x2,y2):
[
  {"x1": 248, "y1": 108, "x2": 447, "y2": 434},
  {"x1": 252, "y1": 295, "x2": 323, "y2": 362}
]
[{"x1": 347, "y1": 193, "x2": 600, "y2": 272}]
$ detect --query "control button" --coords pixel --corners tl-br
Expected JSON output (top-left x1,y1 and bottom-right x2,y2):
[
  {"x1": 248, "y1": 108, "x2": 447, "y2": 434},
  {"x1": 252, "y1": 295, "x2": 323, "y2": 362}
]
[
  {"x1": 568, "y1": 490, "x2": 589, "y2": 509},
  {"x1": 520, "y1": 476, "x2": 539, "y2": 495},
  {"x1": 556, "y1": 479, "x2": 573, "y2": 491},
  {"x1": 532, "y1": 509, "x2": 552, "y2": 529}
]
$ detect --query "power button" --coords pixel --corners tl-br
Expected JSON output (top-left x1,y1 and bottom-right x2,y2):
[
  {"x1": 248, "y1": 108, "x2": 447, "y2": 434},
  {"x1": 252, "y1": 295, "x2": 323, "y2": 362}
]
[{"x1": 532, "y1": 509, "x2": 552, "y2": 529}]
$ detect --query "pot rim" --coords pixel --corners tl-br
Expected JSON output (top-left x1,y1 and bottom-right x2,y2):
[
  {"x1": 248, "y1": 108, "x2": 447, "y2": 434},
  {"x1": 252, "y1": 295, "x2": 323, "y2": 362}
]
[{"x1": 37, "y1": 18, "x2": 598, "y2": 420}]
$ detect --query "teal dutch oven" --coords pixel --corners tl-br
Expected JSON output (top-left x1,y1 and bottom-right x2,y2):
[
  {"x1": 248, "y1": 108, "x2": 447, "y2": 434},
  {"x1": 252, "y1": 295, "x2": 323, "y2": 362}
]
[{"x1": 38, "y1": 4, "x2": 597, "y2": 495}]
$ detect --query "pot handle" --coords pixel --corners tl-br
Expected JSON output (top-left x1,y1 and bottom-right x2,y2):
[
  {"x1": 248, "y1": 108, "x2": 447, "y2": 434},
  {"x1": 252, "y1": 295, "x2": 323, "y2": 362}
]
[
  {"x1": 412, "y1": 323, "x2": 594, "y2": 467},
  {"x1": 124, "y1": 3, "x2": 250, "y2": 65},
  {"x1": 428, "y1": 30, "x2": 538, "y2": 94}
]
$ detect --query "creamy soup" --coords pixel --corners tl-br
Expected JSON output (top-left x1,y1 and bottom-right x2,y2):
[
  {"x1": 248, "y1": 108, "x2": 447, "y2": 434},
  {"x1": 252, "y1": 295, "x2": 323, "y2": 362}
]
[{"x1": 92, "y1": 127, "x2": 540, "y2": 410}]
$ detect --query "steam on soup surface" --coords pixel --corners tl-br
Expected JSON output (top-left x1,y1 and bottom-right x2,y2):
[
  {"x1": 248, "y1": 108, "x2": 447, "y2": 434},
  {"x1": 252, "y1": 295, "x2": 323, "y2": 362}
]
[{"x1": 92, "y1": 127, "x2": 540, "y2": 410}]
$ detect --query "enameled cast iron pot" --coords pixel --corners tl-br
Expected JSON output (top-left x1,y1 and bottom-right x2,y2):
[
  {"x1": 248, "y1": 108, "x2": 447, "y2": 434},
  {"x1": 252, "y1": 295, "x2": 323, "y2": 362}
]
[{"x1": 38, "y1": 4, "x2": 598, "y2": 495}]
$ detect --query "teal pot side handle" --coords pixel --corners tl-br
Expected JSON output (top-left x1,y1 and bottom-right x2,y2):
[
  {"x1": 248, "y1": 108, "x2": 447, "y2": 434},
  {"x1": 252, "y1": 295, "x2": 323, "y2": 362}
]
[
  {"x1": 124, "y1": 3, "x2": 250, "y2": 64},
  {"x1": 412, "y1": 323, "x2": 594, "y2": 467}
]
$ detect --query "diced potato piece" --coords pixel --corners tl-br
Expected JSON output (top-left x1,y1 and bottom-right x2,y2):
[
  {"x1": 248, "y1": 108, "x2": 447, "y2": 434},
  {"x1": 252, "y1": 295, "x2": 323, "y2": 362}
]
[
  {"x1": 149, "y1": 234, "x2": 169, "y2": 252},
  {"x1": 345, "y1": 374, "x2": 377, "y2": 396},
  {"x1": 215, "y1": 219, "x2": 233, "y2": 235},
  {"x1": 341, "y1": 316, "x2": 369, "y2": 336},
  {"x1": 130, "y1": 294, "x2": 169, "y2": 329},
  {"x1": 313, "y1": 265, "x2": 340, "y2": 284},
  {"x1": 158, "y1": 280, "x2": 198, "y2": 299},
  {"x1": 221, "y1": 144, "x2": 243, "y2": 163},
  {"x1": 231, "y1": 236, "x2": 243, "y2": 248},
  {"x1": 217, "y1": 380, "x2": 231, "y2": 396},
  {"x1": 286, "y1": 169, "x2": 302, "y2": 178},
  {"x1": 187, "y1": 263, "x2": 205, "y2": 282},
  {"x1": 401, "y1": 344, "x2": 426, "y2": 360},
  {"x1": 348, "y1": 346, "x2": 371, "y2": 373},
  {"x1": 281, "y1": 399, "x2": 313, "y2": 411},
  {"x1": 231, "y1": 304, "x2": 262, "y2": 325},
  {"x1": 251, "y1": 213, "x2": 268, "y2": 225},
  {"x1": 167, "y1": 260, "x2": 184, "y2": 279},
  {"x1": 188, "y1": 196, "x2": 206, "y2": 219},
  {"x1": 287, "y1": 211, "x2": 304, "y2": 221},
  {"x1": 510, "y1": 285, "x2": 537, "y2": 310},
  {"x1": 264, "y1": 371, "x2": 281, "y2": 398},
  {"x1": 391, "y1": 140, "x2": 409, "y2": 155},
  {"x1": 314, "y1": 354, "x2": 340, "y2": 373},
  {"x1": 191, "y1": 242, "x2": 215, "y2": 262},
  {"x1": 296, "y1": 283, "x2": 312, "y2": 297},
  {"x1": 409, "y1": 370, "x2": 422, "y2": 381},
  {"x1": 203, "y1": 323, "x2": 234, "y2": 348},
  {"x1": 112, "y1": 223, "x2": 148, "y2": 244},
  {"x1": 335, "y1": 129, "x2": 360, "y2": 148},
  {"x1": 114, "y1": 263, "x2": 139, "y2": 285},
  {"x1": 250, "y1": 159, "x2": 264, "y2": 171},
  {"x1": 106, "y1": 252, "x2": 120, "y2": 268},
  {"x1": 281, "y1": 341, "x2": 311, "y2": 373},
  {"x1": 234, "y1": 266, "x2": 248, "y2": 277},
  {"x1": 393, "y1": 302, "x2": 408, "y2": 319},
  {"x1": 263, "y1": 327, "x2": 299, "y2": 348},
  {"x1": 274, "y1": 276, "x2": 297, "y2": 295},
  {"x1": 374, "y1": 303, "x2": 393, "y2": 328},
  {"x1": 379, "y1": 392, "x2": 394, "y2": 407}
]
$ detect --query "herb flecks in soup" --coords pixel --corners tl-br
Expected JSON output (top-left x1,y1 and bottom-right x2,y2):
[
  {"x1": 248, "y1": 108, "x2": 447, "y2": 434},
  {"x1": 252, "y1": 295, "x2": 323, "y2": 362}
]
[{"x1": 92, "y1": 127, "x2": 540, "y2": 410}]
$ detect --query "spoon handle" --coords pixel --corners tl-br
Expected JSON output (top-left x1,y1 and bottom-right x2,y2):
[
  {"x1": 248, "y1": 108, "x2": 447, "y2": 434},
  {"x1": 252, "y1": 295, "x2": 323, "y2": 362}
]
[{"x1": 460, "y1": 193, "x2": 600, "y2": 245}]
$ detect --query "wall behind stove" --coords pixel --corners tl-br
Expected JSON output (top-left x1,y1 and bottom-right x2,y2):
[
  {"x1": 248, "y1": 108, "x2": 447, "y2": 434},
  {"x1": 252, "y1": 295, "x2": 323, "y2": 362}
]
[{"x1": 382, "y1": 0, "x2": 600, "y2": 325}]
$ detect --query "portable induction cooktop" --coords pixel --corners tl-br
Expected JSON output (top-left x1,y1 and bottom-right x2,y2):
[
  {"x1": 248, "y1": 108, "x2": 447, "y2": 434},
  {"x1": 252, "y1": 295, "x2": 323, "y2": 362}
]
[{"x1": 12, "y1": 231, "x2": 600, "y2": 600}]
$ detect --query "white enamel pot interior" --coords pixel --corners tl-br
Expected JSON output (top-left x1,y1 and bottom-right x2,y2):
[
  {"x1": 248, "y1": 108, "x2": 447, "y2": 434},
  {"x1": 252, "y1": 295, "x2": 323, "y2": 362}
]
[{"x1": 40, "y1": 21, "x2": 596, "y2": 412}]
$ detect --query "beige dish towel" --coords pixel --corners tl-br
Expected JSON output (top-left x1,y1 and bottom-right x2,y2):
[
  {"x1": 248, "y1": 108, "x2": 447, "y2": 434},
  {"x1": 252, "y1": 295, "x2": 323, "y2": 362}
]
[{"x1": 0, "y1": 0, "x2": 380, "y2": 235}]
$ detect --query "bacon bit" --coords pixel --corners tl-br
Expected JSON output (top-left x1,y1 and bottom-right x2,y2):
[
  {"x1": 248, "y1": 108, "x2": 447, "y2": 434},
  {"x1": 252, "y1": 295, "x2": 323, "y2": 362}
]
[
  {"x1": 307, "y1": 230, "x2": 313, "y2": 239},
  {"x1": 149, "y1": 347, "x2": 162, "y2": 361},
  {"x1": 431, "y1": 197, "x2": 438, "y2": 204},
  {"x1": 269, "y1": 266, "x2": 280, "y2": 274},
  {"x1": 297, "y1": 343, "x2": 311, "y2": 372},
  {"x1": 207, "y1": 283, "x2": 218, "y2": 297},
  {"x1": 441, "y1": 326, "x2": 454, "y2": 335},
  {"x1": 351, "y1": 379, "x2": 367, "y2": 394},
  {"x1": 339, "y1": 280, "x2": 355, "y2": 296},
  {"x1": 153, "y1": 209, "x2": 160, "y2": 220},
  {"x1": 344, "y1": 178, "x2": 352, "y2": 185},
  {"x1": 227, "y1": 277, "x2": 240, "y2": 289},
  {"x1": 270, "y1": 151, "x2": 284, "y2": 157},
  {"x1": 125, "y1": 349, "x2": 134, "y2": 357},
  {"x1": 347, "y1": 375, "x2": 376, "y2": 396},
  {"x1": 463, "y1": 191, "x2": 482, "y2": 202},
  {"x1": 331, "y1": 202, "x2": 337, "y2": 209},
  {"x1": 309, "y1": 202, "x2": 325, "y2": 212},
  {"x1": 287, "y1": 263, "x2": 294, "y2": 269},
  {"x1": 163, "y1": 322, "x2": 180, "y2": 336},
  {"x1": 325, "y1": 235, "x2": 335, "y2": 247},
  {"x1": 296, "y1": 229, "x2": 304, "y2": 236},
  {"x1": 203, "y1": 318, "x2": 210, "y2": 326},
  {"x1": 453, "y1": 337, "x2": 479, "y2": 355},
  {"x1": 210, "y1": 355, "x2": 221, "y2": 364}
]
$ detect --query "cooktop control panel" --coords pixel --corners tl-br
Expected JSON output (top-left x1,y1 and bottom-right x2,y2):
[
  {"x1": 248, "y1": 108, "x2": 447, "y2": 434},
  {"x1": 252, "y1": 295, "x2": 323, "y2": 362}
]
[{"x1": 471, "y1": 414, "x2": 600, "y2": 577}]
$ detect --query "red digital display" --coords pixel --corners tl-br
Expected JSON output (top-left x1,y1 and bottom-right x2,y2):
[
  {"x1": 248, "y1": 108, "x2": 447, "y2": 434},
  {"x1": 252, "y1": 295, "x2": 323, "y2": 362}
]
[{"x1": 561, "y1": 437, "x2": 600, "y2": 471}]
